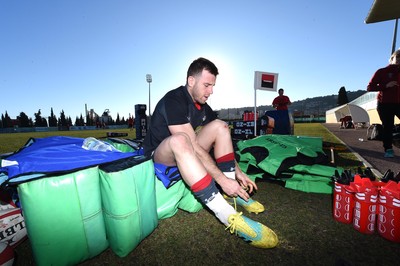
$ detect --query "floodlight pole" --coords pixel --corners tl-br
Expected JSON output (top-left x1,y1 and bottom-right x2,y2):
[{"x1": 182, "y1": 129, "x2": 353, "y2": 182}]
[
  {"x1": 392, "y1": 19, "x2": 398, "y2": 54},
  {"x1": 146, "y1": 74, "x2": 152, "y2": 118}
]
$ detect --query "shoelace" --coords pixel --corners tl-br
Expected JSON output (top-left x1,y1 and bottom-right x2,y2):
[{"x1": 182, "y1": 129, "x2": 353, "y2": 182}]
[
  {"x1": 225, "y1": 212, "x2": 243, "y2": 234},
  {"x1": 226, "y1": 186, "x2": 249, "y2": 234}
]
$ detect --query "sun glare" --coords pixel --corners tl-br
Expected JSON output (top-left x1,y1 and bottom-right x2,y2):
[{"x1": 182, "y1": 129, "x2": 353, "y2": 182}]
[{"x1": 200, "y1": 53, "x2": 250, "y2": 109}]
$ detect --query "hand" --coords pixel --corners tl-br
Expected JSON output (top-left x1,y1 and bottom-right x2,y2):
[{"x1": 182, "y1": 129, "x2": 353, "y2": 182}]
[
  {"x1": 235, "y1": 167, "x2": 258, "y2": 194},
  {"x1": 220, "y1": 178, "x2": 250, "y2": 201}
]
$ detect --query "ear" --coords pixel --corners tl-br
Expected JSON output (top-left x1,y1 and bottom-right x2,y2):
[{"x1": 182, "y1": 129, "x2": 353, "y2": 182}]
[{"x1": 187, "y1": 76, "x2": 195, "y2": 87}]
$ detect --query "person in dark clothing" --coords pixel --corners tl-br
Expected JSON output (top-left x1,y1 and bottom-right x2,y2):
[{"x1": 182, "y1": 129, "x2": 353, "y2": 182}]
[
  {"x1": 339, "y1": 115, "x2": 353, "y2": 129},
  {"x1": 367, "y1": 49, "x2": 400, "y2": 158},
  {"x1": 143, "y1": 57, "x2": 278, "y2": 248}
]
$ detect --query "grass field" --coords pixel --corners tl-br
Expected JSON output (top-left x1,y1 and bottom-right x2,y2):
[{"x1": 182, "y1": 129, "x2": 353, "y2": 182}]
[
  {"x1": 2, "y1": 124, "x2": 399, "y2": 265},
  {"x1": 0, "y1": 128, "x2": 136, "y2": 154}
]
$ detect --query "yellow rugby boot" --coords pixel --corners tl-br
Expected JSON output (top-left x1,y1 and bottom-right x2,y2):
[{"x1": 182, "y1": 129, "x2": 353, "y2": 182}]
[{"x1": 226, "y1": 212, "x2": 278, "y2": 249}]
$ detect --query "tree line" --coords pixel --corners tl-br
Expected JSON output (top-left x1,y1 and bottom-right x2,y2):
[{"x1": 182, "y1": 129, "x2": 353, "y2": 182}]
[
  {"x1": 1, "y1": 87, "x2": 352, "y2": 129},
  {"x1": 0, "y1": 108, "x2": 128, "y2": 128}
]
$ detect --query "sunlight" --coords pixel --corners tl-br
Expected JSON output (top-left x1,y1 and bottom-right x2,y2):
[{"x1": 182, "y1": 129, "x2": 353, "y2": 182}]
[{"x1": 200, "y1": 52, "x2": 254, "y2": 110}]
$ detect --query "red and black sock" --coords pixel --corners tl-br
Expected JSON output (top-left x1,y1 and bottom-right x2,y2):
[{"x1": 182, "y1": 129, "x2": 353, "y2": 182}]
[
  {"x1": 191, "y1": 173, "x2": 219, "y2": 204},
  {"x1": 216, "y1": 152, "x2": 235, "y2": 172}
]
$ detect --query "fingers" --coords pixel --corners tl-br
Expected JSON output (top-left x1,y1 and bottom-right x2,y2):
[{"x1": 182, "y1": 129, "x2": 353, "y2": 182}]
[
  {"x1": 247, "y1": 184, "x2": 254, "y2": 194},
  {"x1": 250, "y1": 182, "x2": 258, "y2": 191},
  {"x1": 238, "y1": 188, "x2": 250, "y2": 201},
  {"x1": 243, "y1": 181, "x2": 257, "y2": 194},
  {"x1": 236, "y1": 170, "x2": 258, "y2": 192},
  {"x1": 232, "y1": 182, "x2": 249, "y2": 200}
]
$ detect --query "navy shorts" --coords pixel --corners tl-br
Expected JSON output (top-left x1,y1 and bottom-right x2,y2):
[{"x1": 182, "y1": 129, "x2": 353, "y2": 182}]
[{"x1": 153, "y1": 163, "x2": 182, "y2": 188}]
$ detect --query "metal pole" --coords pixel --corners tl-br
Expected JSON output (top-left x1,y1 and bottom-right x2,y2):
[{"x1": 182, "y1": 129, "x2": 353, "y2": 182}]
[
  {"x1": 392, "y1": 19, "x2": 398, "y2": 54},
  {"x1": 148, "y1": 82, "x2": 151, "y2": 117},
  {"x1": 146, "y1": 74, "x2": 152, "y2": 119},
  {"x1": 254, "y1": 88, "x2": 257, "y2": 136}
]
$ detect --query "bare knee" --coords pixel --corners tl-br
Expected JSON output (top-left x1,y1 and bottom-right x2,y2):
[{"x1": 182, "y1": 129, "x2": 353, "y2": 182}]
[
  {"x1": 214, "y1": 119, "x2": 230, "y2": 134},
  {"x1": 200, "y1": 119, "x2": 231, "y2": 139},
  {"x1": 169, "y1": 132, "x2": 193, "y2": 152},
  {"x1": 153, "y1": 132, "x2": 193, "y2": 164}
]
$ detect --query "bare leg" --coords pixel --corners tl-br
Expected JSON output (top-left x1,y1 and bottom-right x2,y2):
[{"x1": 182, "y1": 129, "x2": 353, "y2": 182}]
[
  {"x1": 196, "y1": 119, "x2": 233, "y2": 158},
  {"x1": 153, "y1": 132, "x2": 207, "y2": 187}
]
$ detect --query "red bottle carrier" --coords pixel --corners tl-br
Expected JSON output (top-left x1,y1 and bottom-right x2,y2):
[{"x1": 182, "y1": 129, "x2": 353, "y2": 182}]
[
  {"x1": 333, "y1": 182, "x2": 354, "y2": 224},
  {"x1": 348, "y1": 175, "x2": 379, "y2": 234},
  {"x1": 333, "y1": 174, "x2": 400, "y2": 242},
  {"x1": 353, "y1": 191, "x2": 378, "y2": 234},
  {"x1": 377, "y1": 181, "x2": 400, "y2": 243}
]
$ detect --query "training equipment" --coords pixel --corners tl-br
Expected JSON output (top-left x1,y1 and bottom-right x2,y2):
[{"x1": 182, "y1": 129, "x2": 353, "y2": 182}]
[
  {"x1": 236, "y1": 135, "x2": 343, "y2": 194},
  {"x1": 226, "y1": 212, "x2": 278, "y2": 249},
  {"x1": 0, "y1": 136, "x2": 203, "y2": 265},
  {"x1": 0, "y1": 193, "x2": 27, "y2": 247},
  {"x1": 0, "y1": 136, "x2": 158, "y2": 264},
  {"x1": 333, "y1": 182, "x2": 354, "y2": 224},
  {"x1": 353, "y1": 188, "x2": 378, "y2": 234},
  {"x1": 0, "y1": 242, "x2": 14, "y2": 266},
  {"x1": 378, "y1": 181, "x2": 400, "y2": 243}
]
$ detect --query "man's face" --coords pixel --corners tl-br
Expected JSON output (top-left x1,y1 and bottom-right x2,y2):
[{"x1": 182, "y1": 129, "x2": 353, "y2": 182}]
[
  {"x1": 188, "y1": 69, "x2": 216, "y2": 104},
  {"x1": 393, "y1": 53, "x2": 400, "y2": 65}
]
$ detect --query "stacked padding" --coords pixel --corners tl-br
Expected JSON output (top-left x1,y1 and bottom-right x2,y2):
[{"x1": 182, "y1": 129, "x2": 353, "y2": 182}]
[
  {"x1": 99, "y1": 157, "x2": 158, "y2": 257},
  {"x1": 18, "y1": 166, "x2": 109, "y2": 265},
  {"x1": 1, "y1": 136, "x2": 159, "y2": 265}
]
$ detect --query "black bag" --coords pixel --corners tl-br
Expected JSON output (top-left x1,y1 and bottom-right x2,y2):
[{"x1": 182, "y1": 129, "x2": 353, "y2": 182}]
[{"x1": 367, "y1": 123, "x2": 383, "y2": 141}]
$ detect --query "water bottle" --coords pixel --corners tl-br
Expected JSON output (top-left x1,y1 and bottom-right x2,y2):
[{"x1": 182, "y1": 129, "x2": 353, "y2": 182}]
[{"x1": 82, "y1": 137, "x2": 118, "y2": 152}]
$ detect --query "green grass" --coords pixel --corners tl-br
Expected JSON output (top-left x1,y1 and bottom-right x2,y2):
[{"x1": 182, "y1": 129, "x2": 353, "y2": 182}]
[
  {"x1": 4, "y1": 124, "x2": 400, "y2": 266},
  {"x1": 0, "y1": 128, "x2": 135, "y2": 154}
]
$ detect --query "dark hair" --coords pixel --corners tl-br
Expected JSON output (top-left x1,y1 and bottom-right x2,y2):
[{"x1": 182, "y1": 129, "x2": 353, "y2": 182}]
[{"x1": 187, "y1": 57, "x2": 219, "y2": 79}]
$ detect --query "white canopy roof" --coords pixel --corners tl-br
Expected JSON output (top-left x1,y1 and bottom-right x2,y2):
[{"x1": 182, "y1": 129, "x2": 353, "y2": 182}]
[{"x1": 334, "y1": 104, "x2": 370, "y2": 124}]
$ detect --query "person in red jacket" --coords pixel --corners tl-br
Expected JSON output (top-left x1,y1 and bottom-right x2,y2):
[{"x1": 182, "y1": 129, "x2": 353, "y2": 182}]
[
  {"x1": 272, "y1": 88, "x2": 291, "y2": 110},
  {"x1": 367, "y1": 49, "x2": 400, "y2": 158}
]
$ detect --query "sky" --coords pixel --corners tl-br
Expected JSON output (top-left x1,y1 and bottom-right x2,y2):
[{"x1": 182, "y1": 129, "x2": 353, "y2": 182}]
[{"x1": 0, "y1": 0, "x2": 398, "y2": 121}]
